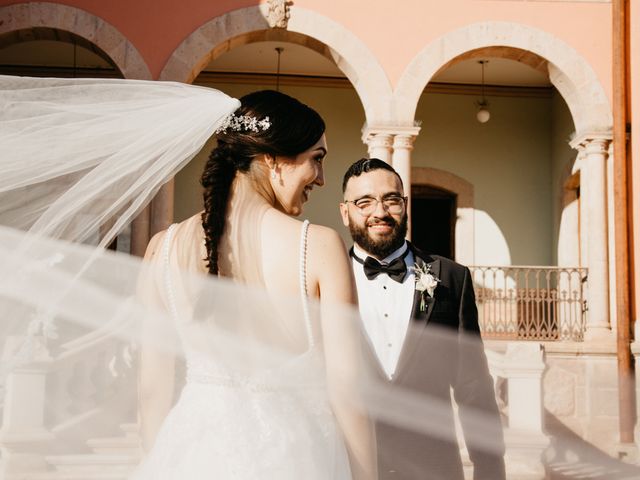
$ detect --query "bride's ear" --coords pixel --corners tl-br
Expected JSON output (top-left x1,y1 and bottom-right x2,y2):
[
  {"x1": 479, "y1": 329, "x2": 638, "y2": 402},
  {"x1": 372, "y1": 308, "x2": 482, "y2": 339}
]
[{"x1": 262, "y1": 153, "x2": 276, "y2": 170}]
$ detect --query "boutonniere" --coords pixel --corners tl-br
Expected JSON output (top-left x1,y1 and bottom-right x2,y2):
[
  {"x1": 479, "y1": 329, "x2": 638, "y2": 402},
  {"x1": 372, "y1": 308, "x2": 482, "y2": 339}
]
[{"x1": 413, "y1": 263, "x2": 440, "y2": 312}]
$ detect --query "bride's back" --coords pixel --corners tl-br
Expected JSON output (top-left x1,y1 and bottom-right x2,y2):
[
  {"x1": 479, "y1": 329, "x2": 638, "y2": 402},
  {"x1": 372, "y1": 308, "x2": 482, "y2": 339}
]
[{"x1": 193, "y1": 90, "x2": 350, "y2": 352}]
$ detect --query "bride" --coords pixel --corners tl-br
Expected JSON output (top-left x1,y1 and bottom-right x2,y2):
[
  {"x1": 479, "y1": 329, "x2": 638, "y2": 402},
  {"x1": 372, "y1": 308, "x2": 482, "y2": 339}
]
[
  {"x1": 0, "y1": 78, "x2": 375, "y2": 480},
  {"x1": 123, "y1": 90, "x2": 376, "y2": 479}
]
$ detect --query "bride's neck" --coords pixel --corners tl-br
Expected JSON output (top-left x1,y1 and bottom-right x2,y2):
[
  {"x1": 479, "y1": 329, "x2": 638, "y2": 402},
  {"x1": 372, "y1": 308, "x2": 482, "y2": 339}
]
[
  {"x1": 218, "y1": 167, "x2": 273, "y2": 284},
  {"x1": 231, "y1": 165, "x2": 277, "y2": 210}
]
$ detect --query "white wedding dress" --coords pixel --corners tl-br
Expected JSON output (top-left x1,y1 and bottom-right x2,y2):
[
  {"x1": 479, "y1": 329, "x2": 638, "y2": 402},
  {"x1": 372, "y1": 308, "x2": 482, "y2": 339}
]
[{"x1": 132, "y1": 221, "x2": 353, "y2": 480}]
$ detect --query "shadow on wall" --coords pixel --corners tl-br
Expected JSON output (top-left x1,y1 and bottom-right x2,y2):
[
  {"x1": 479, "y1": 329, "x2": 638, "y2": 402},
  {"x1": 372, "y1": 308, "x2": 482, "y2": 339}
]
[
  {"x1": 543, "y1": 412, "x2": 640, "y2": 479},
  {"x1": 473, "y1": 209, "x2": 511, "y2": 266}
]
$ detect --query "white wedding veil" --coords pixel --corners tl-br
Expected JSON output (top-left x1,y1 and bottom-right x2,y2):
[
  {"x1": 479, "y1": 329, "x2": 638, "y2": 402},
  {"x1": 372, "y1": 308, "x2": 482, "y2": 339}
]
[
  {"x1": 0, "y1": 75, "x2": 637, "y2": 480},
  {"x1": 0, "y1": 75, "x2": 239, "y2": 245}
]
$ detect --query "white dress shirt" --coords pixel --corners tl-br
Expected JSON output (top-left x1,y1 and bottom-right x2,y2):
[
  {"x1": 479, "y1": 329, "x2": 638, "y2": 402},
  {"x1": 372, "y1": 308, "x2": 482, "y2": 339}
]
[{"x1": 351, "y1": 242, "x2": 415, "y2": 380}]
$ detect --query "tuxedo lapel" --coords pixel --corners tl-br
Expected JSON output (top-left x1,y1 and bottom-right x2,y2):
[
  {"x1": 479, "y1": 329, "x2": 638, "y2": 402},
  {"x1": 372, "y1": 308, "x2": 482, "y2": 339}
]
[{"x1": 392, "y1": 246, "x2": 441, "y2": 382}]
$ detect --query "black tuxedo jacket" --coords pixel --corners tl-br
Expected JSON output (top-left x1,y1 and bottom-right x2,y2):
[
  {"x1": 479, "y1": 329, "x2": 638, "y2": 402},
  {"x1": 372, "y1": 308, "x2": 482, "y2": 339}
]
[{"x1": 362, "y1": 243, "x2": 506, "y2": 480}]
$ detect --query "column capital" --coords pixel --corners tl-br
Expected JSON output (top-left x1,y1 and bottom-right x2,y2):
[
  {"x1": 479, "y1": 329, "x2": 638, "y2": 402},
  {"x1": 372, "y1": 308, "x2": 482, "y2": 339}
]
[
  {"x1": 393, "y1": 134, "x2": 416, "y2": 150},
  {"x1": 364, "y1": 132, "x2": 394, "y2": 150},
  {"x1": 569, "y1": 131, "x2": 612, "y2": 152},
  {"x1": 361, "y1": 124, "x2": 421, "y2": 145}
]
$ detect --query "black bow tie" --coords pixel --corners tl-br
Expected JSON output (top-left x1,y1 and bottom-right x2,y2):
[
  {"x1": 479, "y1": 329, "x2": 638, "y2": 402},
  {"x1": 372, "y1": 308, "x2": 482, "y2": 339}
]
[{"x1": 350, "y1": 248, "x2": 409, "y2": 283}]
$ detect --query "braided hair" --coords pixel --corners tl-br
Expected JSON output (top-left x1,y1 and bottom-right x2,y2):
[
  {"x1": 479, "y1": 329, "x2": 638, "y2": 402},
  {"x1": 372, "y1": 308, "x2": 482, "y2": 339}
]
[{"x1": 201, "y1": 90, "x2": 325, "y2": 275}]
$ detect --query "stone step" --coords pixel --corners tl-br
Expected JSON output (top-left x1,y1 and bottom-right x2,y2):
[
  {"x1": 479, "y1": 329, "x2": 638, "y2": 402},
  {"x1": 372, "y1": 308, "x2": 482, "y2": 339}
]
[
  {"x1": 118, "y1": 423, "x2": 140, "y2": 439},
  {"x1": 87, "y1": 435, "x2": 141, "y2": 455},
  {"x1": 45, "y1": 454, "x2": 138, "y2": 474},
  {"x1": 30, "y1": 471, "x2": 129, "y2": 480}
]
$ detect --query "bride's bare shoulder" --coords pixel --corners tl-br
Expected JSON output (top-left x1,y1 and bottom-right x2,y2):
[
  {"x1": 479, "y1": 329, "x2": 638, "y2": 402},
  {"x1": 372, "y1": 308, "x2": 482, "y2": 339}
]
[
  {"x1": 144, "y1": 212, "x2": 204, "y2": 263},
  {"x1": 264, "y1": 210, "x2": 345, "y2": 252},
  {"x1": 306, "y1": 223, "x2": 347, "y2": 254}
]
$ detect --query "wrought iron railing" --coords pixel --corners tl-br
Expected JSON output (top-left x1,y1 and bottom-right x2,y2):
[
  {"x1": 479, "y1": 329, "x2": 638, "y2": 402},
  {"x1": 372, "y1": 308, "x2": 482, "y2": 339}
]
[{"x1": 469, "y1": 266, "x2": 587, "y2": 342}]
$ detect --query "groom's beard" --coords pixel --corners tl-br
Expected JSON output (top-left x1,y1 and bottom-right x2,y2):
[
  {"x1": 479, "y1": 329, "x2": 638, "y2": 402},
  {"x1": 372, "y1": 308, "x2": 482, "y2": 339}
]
[{"x1": 349, "y1": 213, "x2": 408, "y2": 259}]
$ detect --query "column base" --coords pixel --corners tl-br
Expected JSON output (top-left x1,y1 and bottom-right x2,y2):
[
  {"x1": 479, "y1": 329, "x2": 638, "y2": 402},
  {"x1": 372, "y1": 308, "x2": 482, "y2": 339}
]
[
  {"x1": 583, "y1": 326, "x2": 615, "y2": 342},
  {"x1": 505, "y1": 429, "x2": 550, "y2": 480},
  {"x1": 615, "y1": 442, "x2": 639, "y2": 464}
]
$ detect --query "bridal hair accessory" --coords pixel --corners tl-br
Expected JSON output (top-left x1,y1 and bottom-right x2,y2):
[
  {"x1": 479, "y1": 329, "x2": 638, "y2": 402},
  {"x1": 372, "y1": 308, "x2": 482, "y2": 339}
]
[
  {"x1": 413, "y1": 263, "x2": 440, "y2": 311},
  {"x1": 215, "y1": 113, "x2": 271, "y2": 134}
]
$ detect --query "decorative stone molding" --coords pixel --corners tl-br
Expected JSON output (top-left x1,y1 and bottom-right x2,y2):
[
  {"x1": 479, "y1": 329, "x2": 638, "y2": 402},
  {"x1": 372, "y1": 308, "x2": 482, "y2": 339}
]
[
  {"x1": 360, "y1": 125, "x2": 420, "y2": 164},
  {"x1": 0, "y1": 2, "x2": 151, "y2": 80},
  {"x1": 361, "y1": 125, "x2": 420, "y2": 149},
  {"x1": 364, "y1": 133, "x2": 393, "y2": 164},
  {"x1": 571, "y1": 136, "x2": 611, "y2": 156},
  {"x1": 392, "y1": 134, "x2": 416, "y2": 151},
  {"x1": 266, "y1": 0, "x2": 291, "y2": 29},
  {"x1": 365, "y1": 133, "x2": 394, "y2": 153}
]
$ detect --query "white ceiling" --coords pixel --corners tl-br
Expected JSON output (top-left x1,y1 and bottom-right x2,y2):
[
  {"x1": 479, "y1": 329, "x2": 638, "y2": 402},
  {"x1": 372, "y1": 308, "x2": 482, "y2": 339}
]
[{"x1": 0, "y1": 39, "x2": 551, "y2": 87}]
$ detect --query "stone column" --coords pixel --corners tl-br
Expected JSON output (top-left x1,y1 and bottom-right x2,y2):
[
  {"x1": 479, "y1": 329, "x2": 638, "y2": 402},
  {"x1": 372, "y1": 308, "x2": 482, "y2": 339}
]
[
  {"x1": 392, "y1": 134, "x2": 417, "y2": 239},
  {"x1": 130, "y1": 205, "x2": 151, "y2": 257},
  {"x1": 572, "y1": 136, "x2": 612, "y2": 340},
  {"x1": 150, "y1": 180, "x2": 175, "y2": 237}
]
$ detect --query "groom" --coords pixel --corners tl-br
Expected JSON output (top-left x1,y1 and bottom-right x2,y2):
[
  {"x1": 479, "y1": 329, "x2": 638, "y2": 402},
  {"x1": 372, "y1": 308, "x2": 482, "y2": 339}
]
[{"x1": 340, "y1": 158, "x2": 505, "y2": 480}]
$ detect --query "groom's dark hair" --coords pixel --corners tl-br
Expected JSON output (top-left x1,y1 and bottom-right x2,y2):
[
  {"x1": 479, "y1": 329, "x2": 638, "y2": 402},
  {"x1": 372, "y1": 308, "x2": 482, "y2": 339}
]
[{"x1": 342, "y1": 157, "x2": 403, "y2": 193}]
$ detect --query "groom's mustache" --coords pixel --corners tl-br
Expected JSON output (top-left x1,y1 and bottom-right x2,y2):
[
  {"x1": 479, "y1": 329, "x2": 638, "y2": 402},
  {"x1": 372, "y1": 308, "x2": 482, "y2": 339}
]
[{"x1": 367, "y1": 216, "x2": 397, "y2": 227}]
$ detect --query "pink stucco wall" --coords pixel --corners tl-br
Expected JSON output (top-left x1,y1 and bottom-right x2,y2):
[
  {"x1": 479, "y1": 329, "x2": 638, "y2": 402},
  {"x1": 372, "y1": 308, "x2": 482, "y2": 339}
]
[{"x1": 0, "y1": 0, "x2": 613, "y2": 100}]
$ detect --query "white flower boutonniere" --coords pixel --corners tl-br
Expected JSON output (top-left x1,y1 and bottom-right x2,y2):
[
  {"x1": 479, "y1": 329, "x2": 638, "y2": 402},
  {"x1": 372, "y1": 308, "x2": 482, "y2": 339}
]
[{"x1": 413, "y1": 263, "x2": 440, "y2": 312}]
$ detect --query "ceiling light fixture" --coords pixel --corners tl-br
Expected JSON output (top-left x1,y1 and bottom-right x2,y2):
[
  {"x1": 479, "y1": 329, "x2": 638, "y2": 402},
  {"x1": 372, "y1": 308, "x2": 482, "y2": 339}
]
[
  {"x1": 476, "y1": 60, "x2": 490, "y2": 123},
  {"x1": 275, "y1": 47, "x2": 284, "y2": 92}
]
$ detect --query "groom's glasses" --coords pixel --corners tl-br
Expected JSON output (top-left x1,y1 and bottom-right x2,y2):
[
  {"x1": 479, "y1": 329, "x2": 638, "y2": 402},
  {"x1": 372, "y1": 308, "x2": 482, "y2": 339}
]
[{"x1": 344, "y1": 195, "x2": 407, "y2": 216}]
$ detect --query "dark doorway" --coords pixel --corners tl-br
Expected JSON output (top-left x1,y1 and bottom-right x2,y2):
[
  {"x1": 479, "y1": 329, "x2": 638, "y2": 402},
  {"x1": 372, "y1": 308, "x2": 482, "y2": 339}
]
[{"x1": 411, "y1": 185, "x2": 456, "y2": 259}]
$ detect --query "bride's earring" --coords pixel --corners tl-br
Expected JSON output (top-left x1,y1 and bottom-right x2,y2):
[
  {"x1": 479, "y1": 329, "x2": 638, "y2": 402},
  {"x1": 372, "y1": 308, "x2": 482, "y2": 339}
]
[{"x1": 270, "y1": 169, "x2": 277, "y2": 180}]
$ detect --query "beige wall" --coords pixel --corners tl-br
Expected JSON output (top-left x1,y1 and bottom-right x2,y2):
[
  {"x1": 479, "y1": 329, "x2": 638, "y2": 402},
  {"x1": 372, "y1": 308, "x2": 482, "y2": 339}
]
[
  {"x1": 413, "y1": 91, "x2": 555, "y2": 266},
  {"x1": 550, "y1": 90, "x2": 579, "y2": 267}
]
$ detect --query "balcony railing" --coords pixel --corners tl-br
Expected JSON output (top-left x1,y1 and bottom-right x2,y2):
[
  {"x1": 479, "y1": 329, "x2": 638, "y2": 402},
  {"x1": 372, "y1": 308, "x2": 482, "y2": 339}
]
[{"x1": 469, "y1": 266, "x2": 587, "y2": 342}]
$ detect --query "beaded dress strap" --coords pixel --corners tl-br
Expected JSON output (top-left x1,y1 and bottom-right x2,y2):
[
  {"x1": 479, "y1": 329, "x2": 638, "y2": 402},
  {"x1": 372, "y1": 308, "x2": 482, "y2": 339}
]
[
  {"x1": 162, "y1": 224, "x2": 179, "y2": 321},
  {"x1": 299, "y1": 220, "x2": 315, "y2": 349}
]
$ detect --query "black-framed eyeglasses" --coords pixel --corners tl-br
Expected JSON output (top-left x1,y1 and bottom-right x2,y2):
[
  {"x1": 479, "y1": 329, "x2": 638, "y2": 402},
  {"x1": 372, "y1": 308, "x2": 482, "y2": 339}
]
[{"x1": 343, "y1": 195, "x2": 407, "y2": 216}]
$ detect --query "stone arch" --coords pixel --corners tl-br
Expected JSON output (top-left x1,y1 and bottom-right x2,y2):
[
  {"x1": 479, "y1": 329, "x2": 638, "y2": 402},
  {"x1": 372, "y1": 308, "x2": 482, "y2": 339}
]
[
  {"x1": 395, "y1": 21, "x2": 611, "y2": 137},
  {"x1": 159, "y1": 4, "x2": 392, "y2": 124},
  {"x1": 0, "y1": 2, "x2": 151, "y2": 79},
  {"x1": 412, "y1": 166, "x2": 475, "y2": 265}
]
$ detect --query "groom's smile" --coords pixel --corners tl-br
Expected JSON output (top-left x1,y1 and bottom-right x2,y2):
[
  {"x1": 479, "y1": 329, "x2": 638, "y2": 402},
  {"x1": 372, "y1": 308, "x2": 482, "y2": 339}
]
[
  {"x1": 340, "y1": 168, "x2": 408, "y2": 259},
  {"x1": 367, "y1": 219, "x2": 395, "y2": 235}
]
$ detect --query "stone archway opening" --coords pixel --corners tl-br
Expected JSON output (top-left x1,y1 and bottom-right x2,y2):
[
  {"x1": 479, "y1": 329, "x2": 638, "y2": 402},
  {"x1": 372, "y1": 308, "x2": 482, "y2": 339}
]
[
  {"x1": 411, "y1": 167, "x2": 474, "y2": 264},
  {"x1": 0, "y1": 27, "x2": 122, "y2": 78},
  {"x1": 434, "y1": 46, "x2": 549, "y2": 78},
  {"x1": 0, "y1": 2, "x2": 151, "y2": 80},
  {"x1": 189, "y1": 29, "x2": 345, "y2": 86},
  {"x1": 412, "y1": 45, "x2": 577, "y2": 269},
  {"x1": 411, "y1": 185, "x2": 457, "y2": 260}
]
